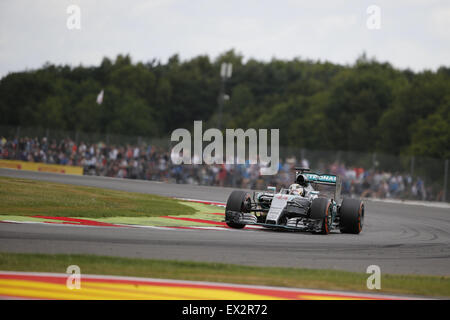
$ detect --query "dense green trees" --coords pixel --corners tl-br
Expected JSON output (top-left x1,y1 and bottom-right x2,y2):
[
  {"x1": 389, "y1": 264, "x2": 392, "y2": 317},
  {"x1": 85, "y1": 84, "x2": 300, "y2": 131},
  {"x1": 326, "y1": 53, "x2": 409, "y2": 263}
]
[{"x1": 0, "y1": 51, "x2": 449, "y2": 159}]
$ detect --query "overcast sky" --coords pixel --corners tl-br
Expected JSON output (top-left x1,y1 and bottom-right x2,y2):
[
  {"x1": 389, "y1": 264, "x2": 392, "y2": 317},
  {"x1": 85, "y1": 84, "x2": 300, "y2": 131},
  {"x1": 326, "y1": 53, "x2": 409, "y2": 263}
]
[{"x1": 0, "y1": 0, "x2": 449, "y2": 78}]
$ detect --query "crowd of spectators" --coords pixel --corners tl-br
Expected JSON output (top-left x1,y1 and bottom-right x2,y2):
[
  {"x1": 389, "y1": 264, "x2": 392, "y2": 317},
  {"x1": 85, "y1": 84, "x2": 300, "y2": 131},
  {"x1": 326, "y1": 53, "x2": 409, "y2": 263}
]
[{"x1": 0, "y1": 135, "x2": 444, "y2": 202}]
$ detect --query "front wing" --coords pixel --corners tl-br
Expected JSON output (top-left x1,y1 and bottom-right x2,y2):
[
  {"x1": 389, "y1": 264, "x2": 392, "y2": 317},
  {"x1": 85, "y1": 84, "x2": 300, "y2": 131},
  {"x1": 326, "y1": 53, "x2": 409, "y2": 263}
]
[{"x1": 225, "y1": 210, "x2": 323, "y2": 232}]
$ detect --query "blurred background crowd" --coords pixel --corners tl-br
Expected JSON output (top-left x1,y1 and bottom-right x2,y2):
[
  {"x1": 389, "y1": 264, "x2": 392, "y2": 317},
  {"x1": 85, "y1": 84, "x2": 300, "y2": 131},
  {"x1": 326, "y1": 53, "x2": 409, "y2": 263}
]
[{"x1": 1, "y1": 135, "x2": 443, "y2": 202}]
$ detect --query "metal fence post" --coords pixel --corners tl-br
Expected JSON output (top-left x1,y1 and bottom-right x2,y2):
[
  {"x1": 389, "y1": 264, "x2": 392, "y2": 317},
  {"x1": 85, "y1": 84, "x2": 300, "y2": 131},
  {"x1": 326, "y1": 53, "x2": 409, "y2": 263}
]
[{"x1": 444, "y1": 159, "x2": 448, "y2": 202}]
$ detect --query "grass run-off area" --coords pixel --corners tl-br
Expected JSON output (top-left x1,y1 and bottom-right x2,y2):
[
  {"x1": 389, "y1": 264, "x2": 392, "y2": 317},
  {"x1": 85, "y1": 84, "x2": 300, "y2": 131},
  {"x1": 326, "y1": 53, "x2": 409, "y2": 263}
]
[
  {"x1": 0, "y1": 176, "x2": 196, "y2": 218},
  {"x1": 0, "y1": 252, "x2": 449, "y2": 298}
]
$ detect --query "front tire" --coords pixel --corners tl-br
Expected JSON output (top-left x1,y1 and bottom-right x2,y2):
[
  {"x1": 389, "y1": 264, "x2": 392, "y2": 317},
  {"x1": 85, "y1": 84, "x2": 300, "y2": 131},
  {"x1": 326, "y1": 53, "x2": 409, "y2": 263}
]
[
  {"x1": 225, "y1": 190, "x2": 251, "y2": 229},
  {"x1": 310, "y1": 197, "x2": 332, "y2": 235},
  {"x1": 339, "y1": 198, "x2": 364, "y2": 234}
]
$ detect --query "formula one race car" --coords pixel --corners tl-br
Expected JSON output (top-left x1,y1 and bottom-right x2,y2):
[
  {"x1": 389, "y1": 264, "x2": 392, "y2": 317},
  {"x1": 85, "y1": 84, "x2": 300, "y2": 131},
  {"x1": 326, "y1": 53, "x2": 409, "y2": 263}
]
[{"x1": 225, "y1": 167, "x2": 364, "y2": 234}]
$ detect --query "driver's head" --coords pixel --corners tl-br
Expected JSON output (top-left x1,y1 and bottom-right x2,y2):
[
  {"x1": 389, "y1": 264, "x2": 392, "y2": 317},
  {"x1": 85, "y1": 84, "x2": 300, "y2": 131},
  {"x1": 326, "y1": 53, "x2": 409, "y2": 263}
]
[
  {"x1": 296, "y1": 174, "x2": 309, "y2": 187},
  {"x1": 289, "y1": 183, "x2": 304, "y2": 196}
]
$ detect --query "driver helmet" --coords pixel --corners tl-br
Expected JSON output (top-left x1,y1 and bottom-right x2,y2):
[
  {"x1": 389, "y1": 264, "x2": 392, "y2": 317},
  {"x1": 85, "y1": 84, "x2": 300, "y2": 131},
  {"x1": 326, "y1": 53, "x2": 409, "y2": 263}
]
[{"x1": 289, "y1": 183, "x2": 304, "y2": 196}]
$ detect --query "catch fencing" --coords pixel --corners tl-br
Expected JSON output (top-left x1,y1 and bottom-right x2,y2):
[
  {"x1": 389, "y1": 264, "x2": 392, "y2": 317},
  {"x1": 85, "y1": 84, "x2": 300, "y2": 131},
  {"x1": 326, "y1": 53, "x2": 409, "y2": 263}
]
[{"x1": 1, "y1": 125, "x2": 448, "y2": 202}]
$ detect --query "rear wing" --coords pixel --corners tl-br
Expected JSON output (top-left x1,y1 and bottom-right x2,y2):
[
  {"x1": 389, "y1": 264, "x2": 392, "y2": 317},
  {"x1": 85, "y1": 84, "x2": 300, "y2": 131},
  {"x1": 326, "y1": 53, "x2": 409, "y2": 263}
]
[
  {"x1": 304, "y1": 173, "x2": 337, "y2": 186},
  {"x1": 295, "y1": 170, "x2": 342, "y2": 202}
]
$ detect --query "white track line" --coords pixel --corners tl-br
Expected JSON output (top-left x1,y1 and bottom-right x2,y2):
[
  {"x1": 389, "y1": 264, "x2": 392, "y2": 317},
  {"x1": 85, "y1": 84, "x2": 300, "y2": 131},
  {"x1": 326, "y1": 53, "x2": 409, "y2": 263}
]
[{"x1": 364, "y1": 197, "x2": 450, "y2": 209}]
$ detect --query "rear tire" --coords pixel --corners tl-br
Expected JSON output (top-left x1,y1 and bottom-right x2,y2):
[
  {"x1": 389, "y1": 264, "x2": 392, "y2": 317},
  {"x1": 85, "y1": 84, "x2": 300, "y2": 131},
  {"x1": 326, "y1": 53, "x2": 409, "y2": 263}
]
[
  {"x1": 310, "y1": 197, "x2": 332, "y2": 235},
  {"x1": 225, "y1": 190, "x2": 251, "y2": 229},
  {"x1": 339, "y1": 198, "x2": 364, "y2": 234}
]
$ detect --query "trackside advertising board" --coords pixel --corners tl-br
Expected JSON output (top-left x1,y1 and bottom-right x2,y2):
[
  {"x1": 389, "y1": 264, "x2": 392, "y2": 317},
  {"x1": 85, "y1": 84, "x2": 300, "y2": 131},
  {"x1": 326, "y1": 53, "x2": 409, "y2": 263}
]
[{"x1": 0, "y1": 160, "x2": 83, "y2": 175}]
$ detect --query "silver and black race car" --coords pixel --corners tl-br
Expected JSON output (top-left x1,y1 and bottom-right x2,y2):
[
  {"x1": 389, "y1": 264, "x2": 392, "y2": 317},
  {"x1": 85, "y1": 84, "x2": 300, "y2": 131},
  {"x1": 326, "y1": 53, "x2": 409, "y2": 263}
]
[{"x1": 225, "y1": 167, "x2": 364, "y2": 234}]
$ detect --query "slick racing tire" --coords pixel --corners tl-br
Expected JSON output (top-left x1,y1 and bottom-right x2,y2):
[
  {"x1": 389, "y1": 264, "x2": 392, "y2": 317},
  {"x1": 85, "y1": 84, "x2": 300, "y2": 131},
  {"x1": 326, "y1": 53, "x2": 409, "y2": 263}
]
[
  {"x1": 310, "y1": 197, "x2": 332, "y2": 235},
  {"x1": 339, "y1": 198, "x2": 364, "y2": 234},
  {"x1": 225, "y1": 190, "x2": 251, "y2": 229}
]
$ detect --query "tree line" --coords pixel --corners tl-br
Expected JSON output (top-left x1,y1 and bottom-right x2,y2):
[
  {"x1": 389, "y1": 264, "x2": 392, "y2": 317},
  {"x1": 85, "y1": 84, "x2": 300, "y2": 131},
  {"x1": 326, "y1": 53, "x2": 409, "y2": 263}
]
[{"x1": 0, "y1": 50, "x2": 449, "y2": 159}]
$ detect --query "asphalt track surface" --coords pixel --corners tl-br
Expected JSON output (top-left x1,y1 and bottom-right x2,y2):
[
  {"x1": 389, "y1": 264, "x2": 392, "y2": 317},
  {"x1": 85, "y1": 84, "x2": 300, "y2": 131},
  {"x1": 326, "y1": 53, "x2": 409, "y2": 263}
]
[{"x1": 1, "y1": 168, "x2": 449, "y2": 276}]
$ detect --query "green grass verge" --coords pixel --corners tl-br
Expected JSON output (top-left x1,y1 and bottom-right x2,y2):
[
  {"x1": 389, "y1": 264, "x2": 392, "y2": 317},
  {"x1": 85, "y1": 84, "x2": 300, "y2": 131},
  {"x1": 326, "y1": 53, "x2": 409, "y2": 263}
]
[
  {"x1": 0, "y1": 176, "x2": 195, "y2": 218},
  {"x1": 0, "y1": 252, "x2": 448, "y2": 298}
]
